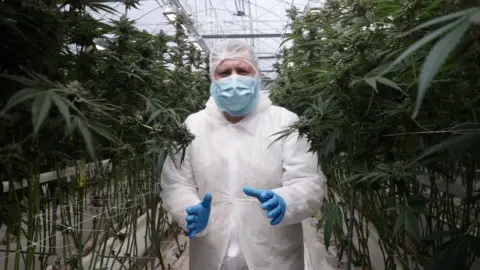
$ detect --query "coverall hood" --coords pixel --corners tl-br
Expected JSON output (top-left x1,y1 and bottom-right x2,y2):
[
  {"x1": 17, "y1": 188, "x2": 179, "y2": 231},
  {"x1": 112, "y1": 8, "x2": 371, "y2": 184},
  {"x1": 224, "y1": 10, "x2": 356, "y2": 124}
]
[{"x1": 209, "y1": 39, "x2": 260, "y2": 80}]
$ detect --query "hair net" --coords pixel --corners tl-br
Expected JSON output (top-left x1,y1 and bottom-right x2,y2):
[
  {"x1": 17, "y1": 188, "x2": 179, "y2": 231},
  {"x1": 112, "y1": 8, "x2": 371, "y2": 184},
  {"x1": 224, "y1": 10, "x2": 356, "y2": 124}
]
[{"x1": 209, "y1": 39, "x2": 260, "y2": 78}]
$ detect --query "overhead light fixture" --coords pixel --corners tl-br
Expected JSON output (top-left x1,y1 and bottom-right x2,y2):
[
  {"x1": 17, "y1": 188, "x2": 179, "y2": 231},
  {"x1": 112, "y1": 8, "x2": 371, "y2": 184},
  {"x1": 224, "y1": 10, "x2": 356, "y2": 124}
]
[
  {"x1": 304, "y1": 0, "x2": 324, "y2": 15},
  {"x1": 188, "y1": 36, "x2": 203, "y2": 51},
  {"x1": 163, "y1": 6, "x2": 177, "y2": 22}
]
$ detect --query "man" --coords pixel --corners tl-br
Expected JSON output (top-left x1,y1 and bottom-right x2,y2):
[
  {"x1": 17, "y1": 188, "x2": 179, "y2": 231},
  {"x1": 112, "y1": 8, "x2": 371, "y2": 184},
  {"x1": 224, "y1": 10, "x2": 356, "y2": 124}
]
[{"x1": 160, "y1": 39, "x2": 326, "y2": 270}]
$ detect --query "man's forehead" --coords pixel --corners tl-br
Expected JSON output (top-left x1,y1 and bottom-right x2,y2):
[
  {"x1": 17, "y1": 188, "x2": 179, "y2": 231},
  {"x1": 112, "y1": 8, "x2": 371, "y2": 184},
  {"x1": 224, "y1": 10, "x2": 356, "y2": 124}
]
[{"x1": 216, "y1": 59, "x2": 252, "y2": 70}]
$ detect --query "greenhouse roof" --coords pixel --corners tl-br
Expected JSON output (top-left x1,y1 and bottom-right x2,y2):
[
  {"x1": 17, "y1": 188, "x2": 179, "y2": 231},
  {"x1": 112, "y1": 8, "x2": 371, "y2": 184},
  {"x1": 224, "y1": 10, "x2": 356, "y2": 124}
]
[{"x1": 94, "y1": 0, "x2": 325, "y2": 79}]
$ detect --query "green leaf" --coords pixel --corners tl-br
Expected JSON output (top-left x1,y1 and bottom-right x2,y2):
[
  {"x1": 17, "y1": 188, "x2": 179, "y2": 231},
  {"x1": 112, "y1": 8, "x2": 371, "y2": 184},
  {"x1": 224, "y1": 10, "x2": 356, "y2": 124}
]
[
  {"x1": 393, "y1": 210, "x2": 405, "y2": 235},
  {"x1": 384, "y1": 204, "x2": 402, "y2": 212},
  {"x1": 1, "y1": 74, "x2": 40, "y2": 88},
  {"x1": 381, "y1": 18, "x2": 466, "y2": 75},
  {"x1": 267, "y1": 128, "x2": 295, "y2": 149},
  {"x1": 408, "y1": 8, "x2": 477, "y2": 33},
  {"x1": 367, "y1": 76, "x2": 410, "y2": 97},
  {"x1": 166, "y1": 145, "x2": 179, "y2": 169},
  {"x1": 86, "y1": 121, "x2": 120, "y2": 144},
  {"x1": 470, "y1": 10, "x2": 480, "y2": 24},
  {"x1": 52, "y1": 93, "x2": 71, "y2": 128},
  {"x1": 365, "y1": 10, "x2": 374, "y2": 22},
  {"x1": 405, "y1": 210, "x2": 421, "y2": 242},
  {"x1": 322, "y1": 203, "x2": 343, "y2": 249},
  {"x1": 0, "y1": 89, "x2": 39, "y2": 117},
  {"x1": 340, "y1": 171, "x2": 389, "y2": 187},
  {"x1": 425, "y1": 0, "x2": 444, "y2": 12},
  {"x1": 375, "y1": 77, "x2": 403, "y2": 92},
  {"x1": 407, "y1": 196, "x2": 428, "y2": 214},
  {"x1": 409, "y1": 132, "x2": 480, "y2": 166},
  {"x1": 424, "y1": 229, "x2": 461, "y2": 241},
  {"x1": 413, "y1": 19, "x2": 471, "y2": 118},
  {"x1": 156, "y1": 148, "x2": 167, "y2": 171},
  {"x1": 75, "y1": 117, "x2": 96, "y2": 160},
  {"x1": 334, "y1": 204, "x2": 344, "y2": 228},
  {"x1": 0, "y1": 20, "x2": 31, "y2": 42},
  {"x1": 431, "y1": 237, "x2": 469, "y2": 269},
  {"x1": 148, "y1": 110, "x2": 164, "y2": 124},
  {"x1": 365, "y1": 77, "x2": 378, "y2": 92},
  {"x1": 85, "y1": 2, "x2": 119, "y2": 15},
  {"x1": 31, "y1": 91, "x2": 53, "y2": 134}
]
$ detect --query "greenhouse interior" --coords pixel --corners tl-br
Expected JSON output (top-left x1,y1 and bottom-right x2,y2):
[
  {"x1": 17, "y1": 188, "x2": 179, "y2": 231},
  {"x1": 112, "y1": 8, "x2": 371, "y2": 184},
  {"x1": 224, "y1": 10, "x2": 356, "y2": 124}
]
[{"x1": 1, "y1": 0, "x2": 480, "y2": 269}]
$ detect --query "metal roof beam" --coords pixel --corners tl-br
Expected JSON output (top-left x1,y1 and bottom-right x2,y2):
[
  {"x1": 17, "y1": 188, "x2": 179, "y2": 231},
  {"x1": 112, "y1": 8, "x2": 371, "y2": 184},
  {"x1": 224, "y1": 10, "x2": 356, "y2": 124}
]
[
  {"x1": 258, "y1": 55, "x2": 282, "y2": 59},
  {"x1": 201, "y1": 33, "x2": 287, "y2": 39}
]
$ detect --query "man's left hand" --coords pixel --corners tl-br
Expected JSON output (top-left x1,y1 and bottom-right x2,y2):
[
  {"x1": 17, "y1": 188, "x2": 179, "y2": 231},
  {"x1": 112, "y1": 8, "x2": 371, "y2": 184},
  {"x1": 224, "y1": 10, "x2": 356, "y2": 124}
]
[{"x1": 243, "y1": 187, "x2": 286, "y2": 225}]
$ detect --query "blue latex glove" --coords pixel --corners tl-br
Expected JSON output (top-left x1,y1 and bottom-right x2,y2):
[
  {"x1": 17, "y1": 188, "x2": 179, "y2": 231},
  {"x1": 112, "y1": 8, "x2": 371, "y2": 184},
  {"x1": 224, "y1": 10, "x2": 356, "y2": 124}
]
[
  {"x1": 185, "y1": 193, "x2": 212, "y2": 239},
  {"x1": 243, "y1": 187, "x2": 286, "y2": 225}
]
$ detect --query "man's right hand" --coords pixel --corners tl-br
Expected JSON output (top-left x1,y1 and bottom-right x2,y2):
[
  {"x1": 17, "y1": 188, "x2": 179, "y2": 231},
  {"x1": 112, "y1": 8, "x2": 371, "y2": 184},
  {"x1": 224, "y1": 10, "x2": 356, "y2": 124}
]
[{"x1": 185, "y1": 193, "x2": 212, "y2": 239}]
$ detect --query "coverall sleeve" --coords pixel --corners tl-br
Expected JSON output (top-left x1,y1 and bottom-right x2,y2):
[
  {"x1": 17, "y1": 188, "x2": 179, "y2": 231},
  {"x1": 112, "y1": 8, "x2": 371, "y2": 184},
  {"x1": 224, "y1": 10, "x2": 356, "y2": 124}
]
[
  {"x1": 271, "y1": 118, "x2": 326, "y2": 227},
  {"x1": 160, "y1": 124, "x2": 207, "y2": 237}
]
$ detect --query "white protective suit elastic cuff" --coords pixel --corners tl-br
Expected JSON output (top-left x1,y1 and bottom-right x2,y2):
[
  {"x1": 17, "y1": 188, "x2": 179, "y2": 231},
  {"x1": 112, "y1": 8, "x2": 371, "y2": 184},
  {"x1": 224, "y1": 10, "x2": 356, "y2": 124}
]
[
  {"x1": 272, "y1": 186, "x2": 311, "y2": 226},
  {"x1": 195, "y1": 228, "x2": 208, "y2": 238},
  {"x1": 183, "y1": 224, "x2": 208, "y2": 238}
]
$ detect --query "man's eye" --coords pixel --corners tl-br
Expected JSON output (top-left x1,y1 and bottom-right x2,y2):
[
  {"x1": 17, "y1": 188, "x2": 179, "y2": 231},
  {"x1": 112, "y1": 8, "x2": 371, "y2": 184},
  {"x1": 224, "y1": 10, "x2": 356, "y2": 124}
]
[
  {"x1": 238, "y1": 70, "x2": 249, "y2": 75},
  {"x1": 216, "y1": 72, "x2": 228, "y2": 77}
]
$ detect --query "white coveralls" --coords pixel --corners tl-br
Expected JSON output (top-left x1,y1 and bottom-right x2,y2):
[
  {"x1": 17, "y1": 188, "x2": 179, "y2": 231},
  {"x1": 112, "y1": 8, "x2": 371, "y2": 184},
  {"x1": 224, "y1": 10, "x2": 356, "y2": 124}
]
[{"x1": 160, "y1": 91, "x2": 326, "y2": 270}]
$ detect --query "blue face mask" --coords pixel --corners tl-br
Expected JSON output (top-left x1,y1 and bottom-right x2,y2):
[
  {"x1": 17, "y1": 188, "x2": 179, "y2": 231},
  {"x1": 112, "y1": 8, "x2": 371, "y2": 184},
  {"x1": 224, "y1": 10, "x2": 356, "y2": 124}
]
[{"x1": 210, "y1": 74, "x2": 260, "y2": 117}]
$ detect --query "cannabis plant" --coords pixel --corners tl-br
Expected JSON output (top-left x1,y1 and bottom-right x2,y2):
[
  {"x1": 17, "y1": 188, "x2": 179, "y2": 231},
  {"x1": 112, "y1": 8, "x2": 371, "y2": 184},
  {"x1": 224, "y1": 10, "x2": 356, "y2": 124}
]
[
  {"x1": 271, "y1": 0, "x2": 480, "y2": 269},
  {"x1": 0, "y1": 1, "x2": 209, "y2": 269}
]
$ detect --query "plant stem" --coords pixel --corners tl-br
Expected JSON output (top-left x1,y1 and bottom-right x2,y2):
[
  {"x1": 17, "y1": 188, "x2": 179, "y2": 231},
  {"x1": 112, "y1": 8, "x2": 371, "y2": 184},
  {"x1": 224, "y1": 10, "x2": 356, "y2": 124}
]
[{"x1": 347, "y1": 189, "x2": 357, "y2": 270}]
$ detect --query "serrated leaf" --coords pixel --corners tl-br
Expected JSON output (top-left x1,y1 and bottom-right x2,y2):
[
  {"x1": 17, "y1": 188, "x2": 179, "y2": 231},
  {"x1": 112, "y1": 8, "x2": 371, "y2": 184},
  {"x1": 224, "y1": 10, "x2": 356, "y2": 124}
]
[
  {"x1": 156, "y1": 149, "x2": 167, "y2": 171},
  {"x1": 408, "y1": 8, "x2": 477, "y2": 33},
  {"x1": 424, "y1": 229, "x2": 462, "y2": 241},
  {"x1": 405, "y1": 210, "x2": 421, "y2": 242},
  {"x1": 31, "y1": 91, "x2": 53, "y2": 134},
  {"x1": 1, "y1": 20, "x2": 31, "y2": 42},
  {"x1": 0, "y1": 88, "x2": 39, "y2": 117},
  {"x1": 75, "y1": 117, "x2": 96, "y2": 160},
  {"x1": 267, "y1": 128, "x2": 295, "y2": 149},
  {"x1": 470, "y1": 10, "x2": 480, "y2": 24},
  {"x1": 166, "y1": 145, "x2": 179, "y2": 169},
  {"x1": 323, "y1": 204, "x2": 337, "y2": 249},
  {"x1": 414, "y1": 19, "x2": 471, "y2": 117},
  {"x1": 425, "y1": 0, "x2": 444, "y2": 12},
  {"x1": 409, "y1": 132, "x2": 480, "y2": 166},
  {"x1": 393, "y1": 210, "x2": 405, "y2": 235},
  {"x1": 349, "y1": 78, "x2": 362, "y2": 87},
  {"x1": 375, "y1": 77, "x2": 407, "y2": 95},
  {"x1": 321, "y1": 203, "x2": 344, "y2": 249},
  {"x1": 365, "y1": 77, "x2": 377, "y2": 92},
  {"x1": 366, "y1": 10, "x2": 374, "y2": 22},
  {"x1": 148, "y1": 110, "x2": 163, "y2": 124},
  {"x1": 52, "y1": 93, "x2": 71, "y2": 128},
  {"x1": 1, "y1": 74, "x2": 40, "y2": 88},
  {"x1": 333, "y1": 204, "x2": 344, "y2": 228},
  {"x1": 339, "y1": 171, "x2": 389, "y2": 187},
  {"x1": 86, "y1": 121, "x2": 120, "y2": 144},
  {"x1": 381, "y1": 18, "x2": 465, "y2": 75}
]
